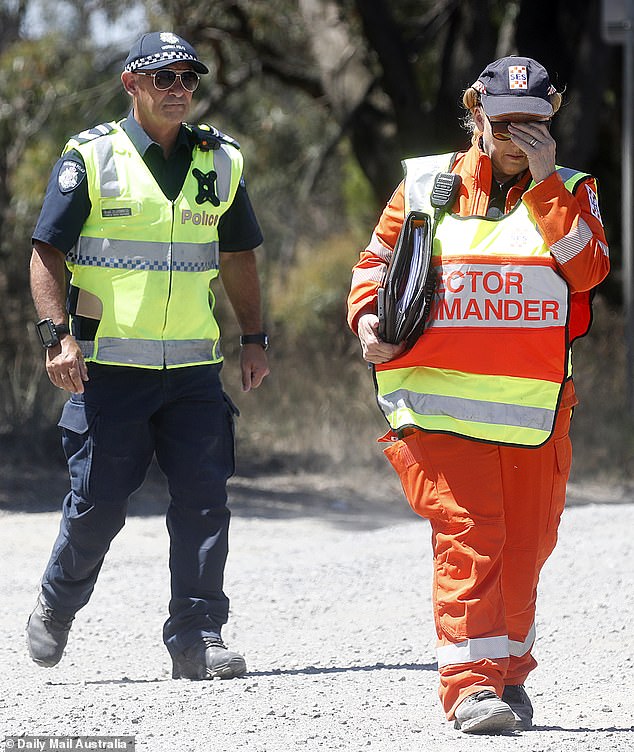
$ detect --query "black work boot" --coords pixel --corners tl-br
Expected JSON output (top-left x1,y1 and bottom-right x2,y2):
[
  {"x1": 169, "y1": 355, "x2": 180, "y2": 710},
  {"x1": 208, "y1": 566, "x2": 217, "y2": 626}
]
[
  {"x1": 502, "y1": 684, "x2": 534, "y2": 730},
  {"x1": 171, "y1": 637, "x2": 246, "y2": 680},
  {"x1": 26, "y1": 595, "x2": 74, "y2": 667}
]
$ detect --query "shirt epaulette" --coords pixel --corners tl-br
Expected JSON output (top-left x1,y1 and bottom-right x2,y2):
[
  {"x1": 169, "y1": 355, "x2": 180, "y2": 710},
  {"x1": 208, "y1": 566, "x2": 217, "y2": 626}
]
[
  {"x1": 65, "y1": 122, "x2": 117, "y2": 149},
  {"x1": 188, "y1": 123, "x2": 241, "y2": 152}
]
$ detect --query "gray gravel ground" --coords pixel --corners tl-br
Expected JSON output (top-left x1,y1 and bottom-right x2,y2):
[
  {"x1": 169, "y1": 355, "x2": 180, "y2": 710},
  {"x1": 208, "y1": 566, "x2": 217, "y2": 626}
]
[{"x1": 1, "y1": 472, "x2": 633, "y2": 752}]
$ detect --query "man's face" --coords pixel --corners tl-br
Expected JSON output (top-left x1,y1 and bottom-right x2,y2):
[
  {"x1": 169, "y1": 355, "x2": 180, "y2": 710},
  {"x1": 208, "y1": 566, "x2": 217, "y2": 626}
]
[{"x1": 125, "y1": 62, "x2": 196, "y2": 131}]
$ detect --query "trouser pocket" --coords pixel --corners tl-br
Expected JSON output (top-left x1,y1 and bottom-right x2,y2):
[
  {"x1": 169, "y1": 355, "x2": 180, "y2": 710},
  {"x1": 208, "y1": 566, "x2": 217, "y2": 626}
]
[
  {"x1": 222, "y1": 392, "x2": 239, "y2": 479},
  {"x1": 58, "y1": 397, "x2": 99, "y2": 501},
  {"x1": 383, "y1": 434, "x2": 446, "y2": 521}
]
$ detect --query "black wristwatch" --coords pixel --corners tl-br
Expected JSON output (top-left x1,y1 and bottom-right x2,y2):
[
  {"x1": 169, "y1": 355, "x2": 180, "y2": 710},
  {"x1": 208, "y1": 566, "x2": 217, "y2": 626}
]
[
  {"x1": 35, "y1": 318, "x2": 70, "y2": 349},
  {"x1": 239, "y1": 332, "x2": 269, "y2": 350}
]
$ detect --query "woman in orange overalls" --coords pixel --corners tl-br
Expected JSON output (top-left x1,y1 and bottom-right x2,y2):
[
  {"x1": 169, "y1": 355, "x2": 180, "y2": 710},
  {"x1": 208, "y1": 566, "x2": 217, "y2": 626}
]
[{"x1": 347, "y1": 56, "x2": 609, "y2": 735}]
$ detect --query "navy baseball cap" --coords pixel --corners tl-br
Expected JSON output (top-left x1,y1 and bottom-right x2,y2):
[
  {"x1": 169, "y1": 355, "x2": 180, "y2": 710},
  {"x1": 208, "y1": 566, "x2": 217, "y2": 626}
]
[
  {"x1": 124, "y1": 32, "x2": 209, "y2": 74},
  {"x1": 472, "y1": 56, "x2": 556, "y2": 117}
]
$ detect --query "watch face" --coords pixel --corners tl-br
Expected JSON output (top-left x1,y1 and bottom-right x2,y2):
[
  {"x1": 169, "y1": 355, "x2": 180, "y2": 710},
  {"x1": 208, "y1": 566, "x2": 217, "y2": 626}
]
[{"x1": 35, "y1": 319, "x2": 58, "y2": 348}]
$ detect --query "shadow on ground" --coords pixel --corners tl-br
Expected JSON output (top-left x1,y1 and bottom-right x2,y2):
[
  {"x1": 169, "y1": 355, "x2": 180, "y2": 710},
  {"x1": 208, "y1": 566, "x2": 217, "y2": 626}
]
[
  {"x1": 2, "y1": 453, "x2": 632, "y2": 530},
  {"x1": 0, "y1": 455, "x2": 415, "y2": 530}
]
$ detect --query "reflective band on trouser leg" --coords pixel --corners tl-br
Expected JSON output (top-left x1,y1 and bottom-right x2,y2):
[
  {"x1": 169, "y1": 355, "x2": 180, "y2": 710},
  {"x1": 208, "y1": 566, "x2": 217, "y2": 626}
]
[
  {"x1": 436, "y1": 624, "x2": 535, "y2": 669},
  {"x1": 437, "y1": 635, "x2": 509, "y2": 668},
  {"x1": 508, "y1": 622, "x2": 536, "y2": 657}
]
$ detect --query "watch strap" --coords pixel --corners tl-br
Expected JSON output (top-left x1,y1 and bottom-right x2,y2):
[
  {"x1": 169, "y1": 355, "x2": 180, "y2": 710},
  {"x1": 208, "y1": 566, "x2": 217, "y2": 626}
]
[{"x1": 240, "y1": 332, "x2": 269, "y2": 350}]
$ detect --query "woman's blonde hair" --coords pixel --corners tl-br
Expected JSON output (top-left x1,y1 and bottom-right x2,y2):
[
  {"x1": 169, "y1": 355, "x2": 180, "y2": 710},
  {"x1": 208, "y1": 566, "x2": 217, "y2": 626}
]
[{"x1": 461, "y1": 86, "x2": 563, "y2": 142}]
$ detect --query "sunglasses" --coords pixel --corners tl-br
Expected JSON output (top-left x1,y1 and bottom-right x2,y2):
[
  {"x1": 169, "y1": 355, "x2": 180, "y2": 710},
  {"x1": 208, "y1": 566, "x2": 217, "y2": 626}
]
[
  {"x1": 136, "y1": 69, "x2": 200, "y2": 92},
  {"x1": 487, "y1": 115, "x2": 551, "y2": 141}
]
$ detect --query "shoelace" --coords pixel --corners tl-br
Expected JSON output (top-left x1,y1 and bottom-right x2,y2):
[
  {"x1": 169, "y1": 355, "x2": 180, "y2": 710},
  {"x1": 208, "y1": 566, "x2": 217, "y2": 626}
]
[
  {"x1": 472, "y1": 690, "x2": 498, "y2": 701},
  {"x1": 40, "y1": 604, "x2": 73, "y2": 630},
  {"x1": 200, "y1": 636, "x2": 227, "y2": 650}
]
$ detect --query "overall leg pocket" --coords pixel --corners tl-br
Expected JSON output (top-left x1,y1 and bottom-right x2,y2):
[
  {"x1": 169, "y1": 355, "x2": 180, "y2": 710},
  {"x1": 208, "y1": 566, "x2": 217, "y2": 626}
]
[
  {"x1": 383, "y1": 434, "x2": 446, "y2": 521},
  {"x1": 541, "y1": 433, "x2": 572, "y2": 561}
]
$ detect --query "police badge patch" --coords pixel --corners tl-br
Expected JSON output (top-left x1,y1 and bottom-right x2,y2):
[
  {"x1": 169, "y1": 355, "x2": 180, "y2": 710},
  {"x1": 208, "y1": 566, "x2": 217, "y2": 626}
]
[{"x1": 58, "y1": 160, "x2": 86, "y2": 193}]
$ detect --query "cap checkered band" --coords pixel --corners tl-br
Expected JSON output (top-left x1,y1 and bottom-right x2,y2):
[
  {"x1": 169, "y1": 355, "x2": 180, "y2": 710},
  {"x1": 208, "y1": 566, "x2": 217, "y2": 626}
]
[{"x1": 125, "y1": 51, "x2": 197, "y2": 72}]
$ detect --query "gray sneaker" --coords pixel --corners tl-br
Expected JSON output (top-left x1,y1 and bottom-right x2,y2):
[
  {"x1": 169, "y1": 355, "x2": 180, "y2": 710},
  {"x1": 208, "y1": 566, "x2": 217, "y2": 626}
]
[
  {"x1": 454, "y1": 690, "x2": 517, "y2": 734},
  {"x1": 502, "y1": 684, "x2": 534, "y2": 730},
  {"x1": 171, "y1": 637, "x2": 247, "y2": 680},
  {"x1": 26, "y1": 596, "x2": 74, "y2": 667}
]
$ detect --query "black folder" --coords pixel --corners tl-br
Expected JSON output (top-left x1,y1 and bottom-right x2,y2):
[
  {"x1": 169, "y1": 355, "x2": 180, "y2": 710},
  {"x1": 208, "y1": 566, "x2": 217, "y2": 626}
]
[{"x1": 378, "y1": 211, "x2": 435, "y2": 345}]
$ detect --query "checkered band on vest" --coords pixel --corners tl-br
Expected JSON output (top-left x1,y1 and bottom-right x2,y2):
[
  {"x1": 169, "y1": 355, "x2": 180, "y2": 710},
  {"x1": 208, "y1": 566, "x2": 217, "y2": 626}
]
[{"x1": 125, "y1": 51, "x2": 197, "y2": 72}]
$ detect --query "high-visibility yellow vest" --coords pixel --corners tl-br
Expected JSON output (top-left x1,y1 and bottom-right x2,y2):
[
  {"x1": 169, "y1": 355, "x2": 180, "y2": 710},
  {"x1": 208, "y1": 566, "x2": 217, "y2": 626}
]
[
  {"x1": 375, "y1": 154, "x2": 589, "y2": 447},
  {"x1": 64, "y1": 121, "x2": 244, "y2": 368}
]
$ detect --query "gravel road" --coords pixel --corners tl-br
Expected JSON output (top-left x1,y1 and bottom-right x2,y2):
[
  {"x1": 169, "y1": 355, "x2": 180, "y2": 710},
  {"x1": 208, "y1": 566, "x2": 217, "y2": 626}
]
[{"x1": 1, "y1": 470, "x2": 633, "y2": 752}]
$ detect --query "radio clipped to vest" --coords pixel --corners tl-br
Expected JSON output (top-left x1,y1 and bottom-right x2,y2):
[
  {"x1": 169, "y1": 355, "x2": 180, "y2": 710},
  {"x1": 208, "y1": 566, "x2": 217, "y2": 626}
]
[
  {"x1": 430, "y1": 172, "x2": 461, "y2": 214},
  {"x1": 378, "y1": 173, "x2": 461, "y2": 346}
]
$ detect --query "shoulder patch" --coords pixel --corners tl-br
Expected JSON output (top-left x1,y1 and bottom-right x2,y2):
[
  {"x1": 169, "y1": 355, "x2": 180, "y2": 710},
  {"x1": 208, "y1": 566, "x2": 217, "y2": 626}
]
[
  {"x1": 57, "y1": 159, "x2": 87, "y2": 193},
  {"x1": 585, "y1": 183, "x2": 603, "y2": 225},
  {"x1": 189, "y1": 123, "x2": 241, "y2": 151}
]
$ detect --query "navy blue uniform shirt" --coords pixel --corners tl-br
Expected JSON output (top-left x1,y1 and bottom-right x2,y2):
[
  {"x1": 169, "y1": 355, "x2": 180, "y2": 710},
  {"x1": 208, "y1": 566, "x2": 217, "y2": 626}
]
[{"x1": 33, "y1": 113, "x2": 263, "y2": 254}]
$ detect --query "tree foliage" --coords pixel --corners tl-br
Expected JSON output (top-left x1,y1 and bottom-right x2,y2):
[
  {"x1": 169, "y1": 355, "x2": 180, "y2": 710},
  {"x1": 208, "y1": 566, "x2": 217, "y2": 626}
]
[{"x1": 0, "y1": 0, "x2": 629, "y2": 478}]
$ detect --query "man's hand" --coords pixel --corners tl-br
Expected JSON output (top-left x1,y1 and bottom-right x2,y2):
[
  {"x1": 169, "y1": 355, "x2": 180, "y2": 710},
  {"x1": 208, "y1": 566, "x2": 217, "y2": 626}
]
[
  {"x1": 46, "y1": 335, "x2": 89, "y2": 393},
  {"x1": 358, "y1": 313, "x2": 406, "y2": 364},
  {"x1": 219, "y1": 249, "x2": 270, "y2": 391},
  {"x1": 239, "y1": 344, "x2": 270, "y2": 392}
]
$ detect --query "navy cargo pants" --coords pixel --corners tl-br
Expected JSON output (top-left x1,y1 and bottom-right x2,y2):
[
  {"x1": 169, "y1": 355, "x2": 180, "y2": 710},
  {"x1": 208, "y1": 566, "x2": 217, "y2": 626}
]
[{"x1": 40, "y1": 362, "x2": 237, "y2": 657}]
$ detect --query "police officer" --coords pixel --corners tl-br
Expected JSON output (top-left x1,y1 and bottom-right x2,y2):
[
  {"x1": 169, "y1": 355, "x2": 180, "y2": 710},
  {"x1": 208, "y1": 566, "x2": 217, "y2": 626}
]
[{"x1": 27, "y1": 32, "x2": 269, "y2": 680}]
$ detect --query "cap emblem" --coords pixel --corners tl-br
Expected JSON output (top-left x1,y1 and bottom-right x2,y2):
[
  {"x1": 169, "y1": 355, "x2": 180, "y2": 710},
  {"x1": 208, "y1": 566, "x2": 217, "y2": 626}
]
[
  {"x1": 160, "y1": 32, "x2": 180, "y2": 44},
  {"x1": 509, "y1": 65, "x2": 528, "y2": 90}
]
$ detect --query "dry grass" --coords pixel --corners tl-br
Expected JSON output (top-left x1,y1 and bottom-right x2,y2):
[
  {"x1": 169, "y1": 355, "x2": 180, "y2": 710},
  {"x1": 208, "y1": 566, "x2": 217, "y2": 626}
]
[
  {"x1": 567, "y1": 295, "x2": 634, "y2": 483},
  {"x1": 226, "y1": 293, "x2": 634, "y2": 488},
  {"x1": 2, "y1": 290, "x2": 631, "y2": 494}
]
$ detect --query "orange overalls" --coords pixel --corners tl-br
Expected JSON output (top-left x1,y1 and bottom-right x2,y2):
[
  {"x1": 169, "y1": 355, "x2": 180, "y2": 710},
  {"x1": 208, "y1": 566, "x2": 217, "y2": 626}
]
[{"x1": 347, "y1": 144, "x2": 610, "y2": 719}]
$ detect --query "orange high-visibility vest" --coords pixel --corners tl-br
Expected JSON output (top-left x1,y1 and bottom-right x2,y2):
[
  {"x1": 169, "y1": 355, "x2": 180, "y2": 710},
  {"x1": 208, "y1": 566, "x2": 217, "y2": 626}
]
[{"x1": 374, "y1": 155, "x2": 588, "y2": 447}]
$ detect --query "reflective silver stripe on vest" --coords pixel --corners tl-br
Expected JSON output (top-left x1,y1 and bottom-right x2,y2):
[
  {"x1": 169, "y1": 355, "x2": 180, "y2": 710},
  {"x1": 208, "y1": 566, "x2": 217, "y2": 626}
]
[
  {"x1": 554, "y1": 166, "x2": 582, "y2": 184},
  {"x1": 94, "y1": 137, "x2": 120, "y2": 197},
  {"x1": 378, "y1": 390, "x2": 555, "y2": 432},
  {"x1": 78, "y1": 337, "x2": 222, "y2": 366},
  {"x1": 69, "y1": 237, "x2": 219, "y2": 272},
  {"x1": 213, "y1": 148, "x2": 232, "y2": 202},
  {"x1": 403, "y1": 153, "x2": 455, "y2": 215}
]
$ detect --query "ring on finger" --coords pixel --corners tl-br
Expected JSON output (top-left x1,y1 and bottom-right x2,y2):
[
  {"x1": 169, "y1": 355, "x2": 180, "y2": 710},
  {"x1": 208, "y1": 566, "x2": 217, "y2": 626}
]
[{"x1": 530, "y1": 138, "x2": 538, "y2": 147}]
